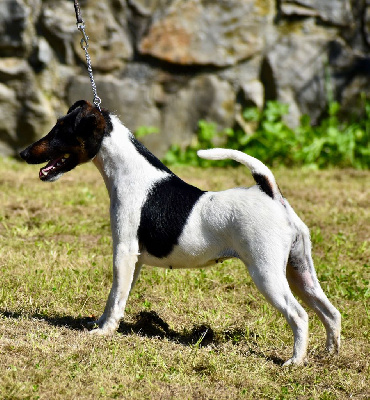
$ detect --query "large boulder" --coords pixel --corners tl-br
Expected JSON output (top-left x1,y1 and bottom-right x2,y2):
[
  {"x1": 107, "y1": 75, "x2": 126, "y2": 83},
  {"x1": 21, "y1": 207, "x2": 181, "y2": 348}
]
[
  {"x1": 263, "y1": 21, "x2": 335, "y2": 125},
  {"x1": 159, "y1": 74, "x2": 235, "y2": 153},
  {"x1": 0, "y1": 0, "x2": 41, "y2": 57},
  {"x1": 0, "y1": 58, "x2": 55, "y2": 151},
  {"x1": 68, "y1": 72, "x2": 161, "y2": 134},
  {"x1": 139, "y1": 0, "x2": 273, "y2": 66}
]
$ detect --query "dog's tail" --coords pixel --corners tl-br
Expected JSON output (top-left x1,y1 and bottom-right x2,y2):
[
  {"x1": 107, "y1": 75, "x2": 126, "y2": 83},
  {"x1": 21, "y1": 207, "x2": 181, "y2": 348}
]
[{"x1": 197, "y1": 148, "x2": 281, "y2": 200}]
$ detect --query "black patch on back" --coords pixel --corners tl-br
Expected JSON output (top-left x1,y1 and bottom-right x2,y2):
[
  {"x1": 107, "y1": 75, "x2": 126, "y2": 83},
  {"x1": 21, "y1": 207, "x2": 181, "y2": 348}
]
[
  {"x1": 252, "y1": 173, "x2": 274, "y2": 199},
  {"x1": 138, "y1": 176, "x2": 205, "y2": 258},
  {"x1": 101, "y1": 109, "x2": 113, "y2": 134},
  {"x1": 129, "y1": 135, "x2": 172, "y2": 174}
]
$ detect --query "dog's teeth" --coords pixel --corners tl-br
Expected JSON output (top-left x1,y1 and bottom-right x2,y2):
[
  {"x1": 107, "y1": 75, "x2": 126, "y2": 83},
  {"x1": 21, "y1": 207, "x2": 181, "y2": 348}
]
[
  {"x1": 61, "y1": 158, "x2": 65, "y2": 162},
  {"x1": 42, "y1": 170, "x2": 48, "y2": 176}
]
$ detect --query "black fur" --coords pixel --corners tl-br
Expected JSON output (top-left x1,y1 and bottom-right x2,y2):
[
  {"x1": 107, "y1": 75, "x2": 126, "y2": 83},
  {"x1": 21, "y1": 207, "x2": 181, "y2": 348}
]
[
  {"x1": 129, "y1": 135, "x2": 173, "y2": 174},
  {"x1": 138, "y1": 176, "x2": 205, "y2": 258},
  {"x1": 252, "y1": 173, "x2": 274, "y2": 199}
]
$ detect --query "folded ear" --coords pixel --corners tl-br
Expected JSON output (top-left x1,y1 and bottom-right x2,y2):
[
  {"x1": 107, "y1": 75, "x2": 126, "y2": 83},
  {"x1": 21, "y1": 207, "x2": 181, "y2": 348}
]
[
  {"x1": 67, "y1": 100, "x2": 91, "y2": 114},
  {"x1": 77, "y1": 113, "x2": 99, "y2": 136}
]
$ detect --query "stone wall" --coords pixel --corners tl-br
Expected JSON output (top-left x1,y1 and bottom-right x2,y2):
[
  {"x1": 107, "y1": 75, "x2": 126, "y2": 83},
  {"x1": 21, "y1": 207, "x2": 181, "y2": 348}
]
[{"x1": 0, "y1": 0, "x2": 369, "y2": 156}]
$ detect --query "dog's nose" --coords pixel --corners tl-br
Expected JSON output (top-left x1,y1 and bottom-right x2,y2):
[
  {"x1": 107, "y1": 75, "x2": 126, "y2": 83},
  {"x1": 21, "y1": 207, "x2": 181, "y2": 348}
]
[{"x1": 19, "y1": 148, "x2": 29, "y2": 160}]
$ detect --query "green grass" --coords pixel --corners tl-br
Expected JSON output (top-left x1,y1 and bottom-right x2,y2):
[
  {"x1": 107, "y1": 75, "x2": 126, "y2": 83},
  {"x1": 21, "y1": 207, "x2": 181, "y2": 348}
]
[{"x1": 0, "y1": 157, "x2": 369, "y2": 399}]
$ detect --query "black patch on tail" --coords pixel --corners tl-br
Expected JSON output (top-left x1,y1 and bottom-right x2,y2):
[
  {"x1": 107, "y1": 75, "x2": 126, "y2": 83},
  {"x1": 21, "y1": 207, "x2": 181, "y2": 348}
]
[
  {"x1": 138, "y1": 176, "x2": 205, "y2": 258},
  {"x1": 252, "y1": 173, "x2": 274, "y2": 199}
]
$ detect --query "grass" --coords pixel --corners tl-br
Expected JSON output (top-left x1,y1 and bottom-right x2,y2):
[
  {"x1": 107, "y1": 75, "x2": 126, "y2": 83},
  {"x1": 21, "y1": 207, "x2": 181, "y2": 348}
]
[{"x1": 0, "y1": 157, "x2": 368, "y2": 399}]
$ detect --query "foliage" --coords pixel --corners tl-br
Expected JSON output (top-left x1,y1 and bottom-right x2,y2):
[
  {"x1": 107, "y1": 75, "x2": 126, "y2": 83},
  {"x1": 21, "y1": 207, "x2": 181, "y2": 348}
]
[
  {"x1": 134, "y1": 125, "x2": 159, "y2": 138},
  {"x1": 163, "y1": 97, "x2": 370, "y2": 169}
]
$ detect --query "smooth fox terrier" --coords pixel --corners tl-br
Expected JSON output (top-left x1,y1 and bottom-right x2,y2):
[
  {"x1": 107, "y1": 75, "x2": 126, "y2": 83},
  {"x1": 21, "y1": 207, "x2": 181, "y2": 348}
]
[{"x1": 20, "y1": 100, "x2": 341, "y2": 365}]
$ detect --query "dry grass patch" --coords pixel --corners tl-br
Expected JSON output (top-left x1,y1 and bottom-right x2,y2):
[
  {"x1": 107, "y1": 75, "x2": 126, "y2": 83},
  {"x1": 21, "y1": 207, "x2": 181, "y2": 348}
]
[{"x1": 0, "y1": 157, "x2": 369, "y2": 399}]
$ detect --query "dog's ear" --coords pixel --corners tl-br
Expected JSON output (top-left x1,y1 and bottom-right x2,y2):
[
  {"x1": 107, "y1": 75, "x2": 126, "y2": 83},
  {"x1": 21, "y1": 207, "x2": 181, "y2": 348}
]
[
  {"x1": 76, "y1": 111, "x2": 107, "y2": 158},
  {"x1": 77, "y1": 113, "x2": 97, "y2": 133},
  {"x1": 77, "y1": 111, "x2": 106, "y2": 139},
  {"x1": 67, "y1": 100, "x2": 90, "y2": 114}
]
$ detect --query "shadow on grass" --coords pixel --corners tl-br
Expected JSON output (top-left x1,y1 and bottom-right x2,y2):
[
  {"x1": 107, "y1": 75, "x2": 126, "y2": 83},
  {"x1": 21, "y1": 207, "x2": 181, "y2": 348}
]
[
  {"x1": 1, "y1": 310, "x2": 92, "y2": 331},
  {"x1": 1, "y1": 309, "x2": 284, "y2": 365}
]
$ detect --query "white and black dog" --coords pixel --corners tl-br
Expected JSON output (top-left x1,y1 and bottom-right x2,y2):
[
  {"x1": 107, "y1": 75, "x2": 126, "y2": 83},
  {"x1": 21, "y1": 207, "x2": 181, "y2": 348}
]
[{"x1": 20, "y1": 100, "x2": 341, "y2": 365}]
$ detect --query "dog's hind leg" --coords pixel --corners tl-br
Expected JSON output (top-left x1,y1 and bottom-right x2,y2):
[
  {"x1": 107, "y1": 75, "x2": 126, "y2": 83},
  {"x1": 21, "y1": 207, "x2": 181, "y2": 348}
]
[
  {"x1": 242, "y1": 253, "x2": 309, "y2": 366},
  {"x1": 286, "y1": 233, "x2": 341, "y2": 355},
  {"x1": 130, "y1": 262, "x2": 142, "y2": 294}
]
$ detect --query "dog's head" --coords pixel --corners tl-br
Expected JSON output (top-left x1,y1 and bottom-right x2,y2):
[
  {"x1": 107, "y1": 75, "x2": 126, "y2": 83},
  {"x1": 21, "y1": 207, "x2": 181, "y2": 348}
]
[{"x1": 20, "y1": 100, "x2": 111, "y2": 182}]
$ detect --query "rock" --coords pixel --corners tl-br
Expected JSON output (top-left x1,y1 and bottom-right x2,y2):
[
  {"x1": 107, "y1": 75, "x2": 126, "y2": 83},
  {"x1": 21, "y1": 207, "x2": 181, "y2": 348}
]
[
  {"x1": 127, "y1": 0, "x2": 173, "y2": 17},
  {"x1": 68, "y1": 73, "x2": 235, "y2": 157},
  {"x1": 0, "y1": 0, "x2": 37, "y2": 57},
  {"x1": 263, "y1": 23, "x2": 333, "y2": 125},
  {"x1": 42, "y1": 0, "x2": 132, "y2": 71},
  {"x1": 73, "y1": 0, "x2": 133, "y2": 72},
  {"x1": 29, "y1": 37, "x2": 54, "y2": 71},
  {"x1": 0, "y1": 0, "x2": 369, "y2": 156},
  {"x1": 41, "y1": 0, "x2": 78, "y2": 65},
  {"x1": 68, "y1": 74, "x2": 161, "y2": 133},
  {"x1": 0, "y1": 58, "x2": 55, "y2": 149},
  {"x1": 340, "y1": 74, "x2": 370, "y2": 116},
  {"x1": 218, "y1": 56, "x2": 262, "y2": 88},
  {"x1": 139, "y1": 0, "x2": 273, "y2": 66},
  {"x1": 365, "y1": 3, "x2": 370, "y2": 47},
  {"x1": 240, "y1": 80, "x2": 265, "y2": 109},
  {"x1": 218, "y1": 56, "x2": 264, "y2": 109},
  {"x1": 18, "y1": 94, "x2": 55, "y2": 148},
  {"x1": 327, "y1": 38, "x2": 370, "y2": 115},
  {"x1": 0, "y1": 83, "x2": 18, "y2": 150},
  {"x1": 0, "y1": 57, "x2": 30, "y2": 82},
  {"x1": 280, "y1": 0, "x2": 353, "y2": 26},
  {"x1": 160, "y1": 74, "x2": 235, "y2": 153}
]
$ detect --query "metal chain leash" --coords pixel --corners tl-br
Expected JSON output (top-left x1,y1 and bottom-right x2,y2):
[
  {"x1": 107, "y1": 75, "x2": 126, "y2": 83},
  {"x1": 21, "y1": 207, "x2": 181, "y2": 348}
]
[{"x1": 73, "y1": 0, "x2": 102, "y2": 112}]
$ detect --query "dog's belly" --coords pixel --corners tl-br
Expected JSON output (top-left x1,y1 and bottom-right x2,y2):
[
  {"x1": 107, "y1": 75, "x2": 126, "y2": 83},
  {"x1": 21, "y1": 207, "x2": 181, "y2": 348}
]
[{"x1": 139, "y1": 247, "x2": 239, "y2": 269}]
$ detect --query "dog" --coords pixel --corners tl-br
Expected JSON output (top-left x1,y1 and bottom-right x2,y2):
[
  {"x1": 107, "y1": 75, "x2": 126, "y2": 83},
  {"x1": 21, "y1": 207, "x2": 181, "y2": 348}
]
[{"x1": 20, "y1": 100, "x2": 341, "y2": 365}]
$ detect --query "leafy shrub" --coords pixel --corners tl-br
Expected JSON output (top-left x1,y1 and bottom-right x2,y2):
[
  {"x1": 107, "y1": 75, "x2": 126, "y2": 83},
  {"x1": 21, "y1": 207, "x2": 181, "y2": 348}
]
[{"x1": 162, "y1": 97, "x2": 370, "y2": 169}]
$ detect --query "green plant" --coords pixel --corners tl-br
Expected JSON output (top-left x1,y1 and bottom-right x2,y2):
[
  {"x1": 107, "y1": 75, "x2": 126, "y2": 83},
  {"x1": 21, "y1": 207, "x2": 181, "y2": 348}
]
[
  {"x1": 134, "y1": 125, "x2": 159, "y2": 138},
  {"x1": 163, "y1": 97, "x2": 370, "y2": 169}
]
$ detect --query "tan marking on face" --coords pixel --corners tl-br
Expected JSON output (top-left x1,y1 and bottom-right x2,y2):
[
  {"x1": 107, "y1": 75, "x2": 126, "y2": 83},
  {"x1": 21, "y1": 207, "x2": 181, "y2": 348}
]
[
  {"x1": 94, "y1": 109, "x2": 106, "y2": 132},
  {"x1": 30, "y1": 140, "x2": 50, "y2": 156}
]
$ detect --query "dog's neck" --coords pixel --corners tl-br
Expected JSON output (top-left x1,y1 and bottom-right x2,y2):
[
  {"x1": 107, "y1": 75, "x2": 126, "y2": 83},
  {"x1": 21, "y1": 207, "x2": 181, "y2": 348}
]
[{"x1": 92, "y1": 115, "x2": 168, "y2": 198}]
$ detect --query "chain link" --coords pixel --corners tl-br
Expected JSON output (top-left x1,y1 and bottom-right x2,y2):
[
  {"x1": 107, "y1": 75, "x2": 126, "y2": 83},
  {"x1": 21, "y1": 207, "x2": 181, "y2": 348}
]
[{"x1": 74, "y1": 1, "x2": 101, "y2": 111}]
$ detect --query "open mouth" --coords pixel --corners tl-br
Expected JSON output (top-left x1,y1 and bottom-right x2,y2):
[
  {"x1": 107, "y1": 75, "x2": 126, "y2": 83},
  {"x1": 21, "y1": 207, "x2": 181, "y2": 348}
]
[{"x1": 39, "y1": 153, "x2": 71, "y2": 180}]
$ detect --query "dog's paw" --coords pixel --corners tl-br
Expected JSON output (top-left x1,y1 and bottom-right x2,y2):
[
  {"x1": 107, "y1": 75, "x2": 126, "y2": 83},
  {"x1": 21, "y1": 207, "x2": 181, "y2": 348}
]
[
  {"x1": 282, "y1": 356, "x2": 307, "y2": 367},
  {"x1": 87, "y1": 316, "x2": 118, "y2": 336},
  {"x1": 88, "y1": 325, "x2": 116, "y2": 336},
  {"x1": 326, "y1": 334, "x2": 340, "y2": 355}
]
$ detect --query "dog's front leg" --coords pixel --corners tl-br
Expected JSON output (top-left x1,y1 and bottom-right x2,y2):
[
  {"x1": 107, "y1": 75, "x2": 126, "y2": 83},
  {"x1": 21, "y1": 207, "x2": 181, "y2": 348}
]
[{"x1": 90, "y1": 243, "x2": 139, "y2": 336}]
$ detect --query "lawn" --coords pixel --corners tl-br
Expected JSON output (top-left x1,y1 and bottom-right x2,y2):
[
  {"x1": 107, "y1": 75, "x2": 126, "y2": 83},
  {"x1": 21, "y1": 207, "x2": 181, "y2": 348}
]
[{"x1": 0, "y1": 157, "x2": 368, "y2": 399}]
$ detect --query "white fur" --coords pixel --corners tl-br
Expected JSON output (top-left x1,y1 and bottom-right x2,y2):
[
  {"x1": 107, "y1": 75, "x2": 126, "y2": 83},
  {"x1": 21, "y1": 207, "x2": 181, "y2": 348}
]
[{"x1": 89, "y1": 117, "x2": 341, "y2": 366}]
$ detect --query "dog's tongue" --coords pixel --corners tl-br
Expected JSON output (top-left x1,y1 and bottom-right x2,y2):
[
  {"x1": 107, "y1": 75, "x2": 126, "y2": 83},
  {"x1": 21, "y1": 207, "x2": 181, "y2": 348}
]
[{"x1": 39, "y1": 156, "x2": 63, "y2": 178}]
